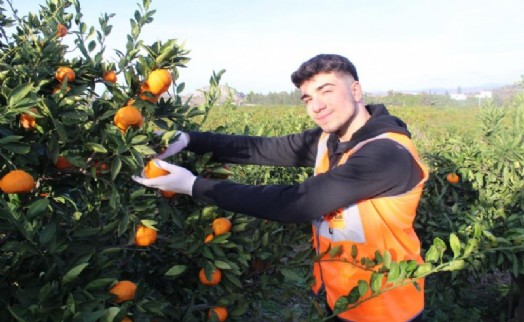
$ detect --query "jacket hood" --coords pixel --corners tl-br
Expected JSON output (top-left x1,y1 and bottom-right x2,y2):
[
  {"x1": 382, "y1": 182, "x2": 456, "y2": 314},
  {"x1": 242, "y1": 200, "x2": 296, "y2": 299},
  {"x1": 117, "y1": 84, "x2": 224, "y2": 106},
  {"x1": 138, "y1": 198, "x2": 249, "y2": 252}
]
[
  {"x1": 327, "y1": 104, "x2": 411, "y2": 153},
  {"x1": 354, "y1": 104, "x2": 411, "y2": 141}
]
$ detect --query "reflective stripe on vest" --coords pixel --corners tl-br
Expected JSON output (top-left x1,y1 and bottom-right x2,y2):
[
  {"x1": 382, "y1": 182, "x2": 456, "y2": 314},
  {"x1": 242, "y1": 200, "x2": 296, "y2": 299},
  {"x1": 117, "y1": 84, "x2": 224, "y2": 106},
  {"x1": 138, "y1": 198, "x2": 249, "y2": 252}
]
[{"x1": 311, "y1": 132, "x2": 428, "y2": 322}]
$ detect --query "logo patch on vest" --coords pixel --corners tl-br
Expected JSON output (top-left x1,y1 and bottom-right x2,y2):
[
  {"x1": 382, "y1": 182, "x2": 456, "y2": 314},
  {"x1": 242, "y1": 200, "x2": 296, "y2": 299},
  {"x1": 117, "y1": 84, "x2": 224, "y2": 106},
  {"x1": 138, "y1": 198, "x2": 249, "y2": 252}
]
[
  {"x1": 324, "y1": 208, "x2": 345, "y2": 232},
  {"x1": 318, "y1": 205, "x2": 366, "y2": 243}
]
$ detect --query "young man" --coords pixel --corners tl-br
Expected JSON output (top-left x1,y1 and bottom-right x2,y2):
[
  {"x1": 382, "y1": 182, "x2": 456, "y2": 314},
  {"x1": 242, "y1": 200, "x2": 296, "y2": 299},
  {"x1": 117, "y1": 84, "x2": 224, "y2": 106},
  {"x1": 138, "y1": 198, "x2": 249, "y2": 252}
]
[{"x1": 132, "y1": 54, "x2": 428, "y2": 321}]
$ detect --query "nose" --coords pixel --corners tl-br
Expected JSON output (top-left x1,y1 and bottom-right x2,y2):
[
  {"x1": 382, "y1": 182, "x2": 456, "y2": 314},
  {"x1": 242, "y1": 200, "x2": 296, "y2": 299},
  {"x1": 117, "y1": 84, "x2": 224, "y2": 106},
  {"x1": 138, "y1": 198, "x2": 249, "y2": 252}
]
[{"x1": 310, "y1": 97, "x2": 326, "y2": 113}]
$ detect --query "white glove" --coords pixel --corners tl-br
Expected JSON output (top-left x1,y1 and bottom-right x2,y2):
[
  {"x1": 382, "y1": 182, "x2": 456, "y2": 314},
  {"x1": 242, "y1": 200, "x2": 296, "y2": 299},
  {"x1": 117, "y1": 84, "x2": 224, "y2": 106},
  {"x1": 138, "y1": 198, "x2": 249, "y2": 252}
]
[
  {"x1": 156, "y1": 131, "x2": 189, "y2": 159},
  {"x1": 132, "y1": 159, "x2": 196, "y2": 196}
]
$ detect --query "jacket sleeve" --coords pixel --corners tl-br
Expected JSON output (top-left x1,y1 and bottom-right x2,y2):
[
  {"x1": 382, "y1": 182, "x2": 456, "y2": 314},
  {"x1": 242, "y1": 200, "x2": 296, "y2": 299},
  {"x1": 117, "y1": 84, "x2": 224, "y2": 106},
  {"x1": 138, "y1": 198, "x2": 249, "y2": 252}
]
[
  {"x1": 192, "y1": 139, "x2": 424, "y2": 223},
  {"x1": 186, "y1": 128, "x2": 321, "y2": 167}
]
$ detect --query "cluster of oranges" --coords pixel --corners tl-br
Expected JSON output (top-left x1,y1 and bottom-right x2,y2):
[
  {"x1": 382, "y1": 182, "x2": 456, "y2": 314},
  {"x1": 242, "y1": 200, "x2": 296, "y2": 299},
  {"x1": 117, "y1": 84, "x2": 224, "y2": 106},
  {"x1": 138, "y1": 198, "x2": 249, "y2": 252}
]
[
  {"x1": 108, "y1": 279, "x2": 227, "y2": 321},
  {"x1": 204, "y1": 217, "x2": 232, "y2": 244},
  {"x1": 198, "y1": 217, "x2": 233, "y2": 320},
  {"x1": 113, "y1": 69, "x2": 172, "y2": 133}
]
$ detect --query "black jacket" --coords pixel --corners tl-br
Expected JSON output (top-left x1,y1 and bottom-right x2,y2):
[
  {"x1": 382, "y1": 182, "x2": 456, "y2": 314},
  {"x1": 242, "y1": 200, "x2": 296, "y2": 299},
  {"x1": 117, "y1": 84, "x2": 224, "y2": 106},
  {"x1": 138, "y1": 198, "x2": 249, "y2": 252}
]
[{"x1": 187, "y1": 104, "x2": 423, "y2": 223}]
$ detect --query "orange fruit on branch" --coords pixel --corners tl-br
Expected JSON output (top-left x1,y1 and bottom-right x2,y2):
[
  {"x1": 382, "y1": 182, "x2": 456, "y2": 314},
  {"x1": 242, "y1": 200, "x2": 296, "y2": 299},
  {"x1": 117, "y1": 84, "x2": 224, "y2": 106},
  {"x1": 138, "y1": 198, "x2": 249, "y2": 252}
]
[
  {"x1": 52, "y1": 84, "x2": 71, "y2": 94},
  {"x1": 160, "y1": 190, "x2": 176, "y2": 198},
  {"x1": 109, "y1": 280, "x2": 137, "y2": 303},
  {"x1": 198, "y1": 267, "x2": 222, "y2": 286},
  {"x1": 138, "y1": 83, "x2": 159, "y2": 103},
  {"x1": 114, "y1": 105, "x2": 143, "y2": 133},
  {"x1": 204, "y1": 234, "x2": 214, "y2": 243},
  {"x1": 57, "y1": 23, "x2": 67, "y2": 37},
  {"x1": 55, "y1": 66, "x2": 75, "y2": 83},
  {"x1": 93, "y1": 161, "x2": 108, "y2": 174},
  {"x1": 446, "y1": 173, "x2": 460, "y2": 184},
  {"x1": 103, "y1": 70, "x2": 117, "y2": 83},
  {"x1": 0, "y1": 170, "x2": 35, "y2": 194},
  {"x1": 134, "y1": 224, "x2": 158, "y2": 247},
  {"x1": 121, "y1": 317, "x2": 133, "y2": 322},
  {"x1": 20, "y1": 108, "x2": 38, "y2": 130},
  {"x1": 208, "y1": 306, "x2": 228, "y2": 322},
  {"x1": 55, "y1": 156, "x2": 74, "y2": 170},
  {"x1": 145, "y1": 69, "x2": 172, "y2": 95},
  {"x1": 212, "y1": 218, "x2": 232, "y2": 236}
]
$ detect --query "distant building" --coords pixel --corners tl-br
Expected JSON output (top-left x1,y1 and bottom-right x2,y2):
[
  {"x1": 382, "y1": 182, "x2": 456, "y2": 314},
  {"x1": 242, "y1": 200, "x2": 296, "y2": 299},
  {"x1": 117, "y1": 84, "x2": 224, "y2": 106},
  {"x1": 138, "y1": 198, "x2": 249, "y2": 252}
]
[
  {"x1": 450, "y1": 94, "x2": 467, "y2": 101},
  {"x1": 476, "y1": 91, "x2": 492, "y2": 99}
]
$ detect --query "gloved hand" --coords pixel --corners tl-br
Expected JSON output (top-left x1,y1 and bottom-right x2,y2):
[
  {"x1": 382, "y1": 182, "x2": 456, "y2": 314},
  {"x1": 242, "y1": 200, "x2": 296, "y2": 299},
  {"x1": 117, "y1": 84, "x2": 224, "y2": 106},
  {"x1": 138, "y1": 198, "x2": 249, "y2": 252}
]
[
  {"x1": 132, "y1": 159, "x2": 196, "y2": 196},
  {"x1": 156, "y1": 130, "x2": 189, "y2": 159}
]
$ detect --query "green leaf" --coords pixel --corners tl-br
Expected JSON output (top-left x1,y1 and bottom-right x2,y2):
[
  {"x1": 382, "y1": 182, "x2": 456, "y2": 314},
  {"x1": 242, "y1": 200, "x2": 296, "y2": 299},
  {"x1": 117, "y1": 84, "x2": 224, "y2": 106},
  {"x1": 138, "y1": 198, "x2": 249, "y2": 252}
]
[
  {"x1": 72, "y1": 228, "x2": 100, "y2": 238},
  {"x1": 2, "y1": 143, "x2": 31, "y2": 154},
  {"x1": 187, "y1": 107, "x2": 206, "y2": 118},
  {"x1": 370, "y1": 272, "x2": 384, "y2": 293},
  {"x1": 214, "y1": 260, "x2": 232, "y2": 270},
  {"x1": 280, "y1": 268, "x2": 302, "y2": 282},
  {"x1": 86, "y1": 142, "x2": 108, "y2": 153},
  {"x1": 130, "y1": 135, "x2": 148, "y2": 145},
  {"x1": 111, "y1": 156, "x2": 122, "y2": 180},
  {"x1": 425, "y1": 244, "x2": 440, "y2": 263},
  {"x1": 351, "y1": 244, "x2": 358, "y2": 259},
  {"x1": 463, "y1": 239, "x2": 478, "y2": 257},
  {"x1": 382, "y1": 249, "x2": 392, "y2": 269},
  {"x1": 224, "y1": 272, "x2": 242, "y2": 288},
  {"x1": 132, "y1": 145, "x2": 156, "y2": 155},
  {"x1": 442, "y1": 259, "x2": 465, "y2": 272},
  {"x1": 27, "y1": 198, "x2": 49, "y2": 218},
  {"x1": 387, "y1": 262, "x2": 401, "y2": 283},
  {"x1": 62, "y1": 263, "x2": 89, "y2": 284},
  {"x1": 101, "y1": 307, "x2": 120, "y2": 322},
  {"x1": 39, "y1": 221, "x2": 57, "y2": 245},
  {"x1": 8, "y1": 83, "x2": 33, "y2": 108},
  {"x1": 449, "y1": 233, "x2": 461, "y2": 259},
  {"x1": 88, "y1": 40, "x2": 96, "y2": 52},
  {"x1": 328, "y1": 245, "x2": 342, "y2": 258},
  {"x1": 140, "y1": 219, "x2": 157, "y2": 228},
  {"x1": 165, "y1": 265, "x2": 187, "y2": 277},
  {"x1": 118, "y1": 212, "x2": 130, "y2": 236},
  {"x1": 0, "y1": 135, "x2": 23, "y2": 144},
  {"x1": 333, "y1": 296, "x2": 350, "y2": 314},
  {"x1": 85, "y1": 278, "x2": 115, "y2": 290},
  {"x1": 357, "y1": 280, "x2": 369, "y2": 296},
  {"x1": 414, "y1": 263, "x2": 433, "y2": 278}
]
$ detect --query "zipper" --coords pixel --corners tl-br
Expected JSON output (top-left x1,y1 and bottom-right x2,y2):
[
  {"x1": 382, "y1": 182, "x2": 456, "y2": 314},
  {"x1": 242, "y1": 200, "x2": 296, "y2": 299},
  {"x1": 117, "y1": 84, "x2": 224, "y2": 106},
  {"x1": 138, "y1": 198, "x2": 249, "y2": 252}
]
[{"x1": 315, "y1": 218, "x2": 326, "y2": 291}]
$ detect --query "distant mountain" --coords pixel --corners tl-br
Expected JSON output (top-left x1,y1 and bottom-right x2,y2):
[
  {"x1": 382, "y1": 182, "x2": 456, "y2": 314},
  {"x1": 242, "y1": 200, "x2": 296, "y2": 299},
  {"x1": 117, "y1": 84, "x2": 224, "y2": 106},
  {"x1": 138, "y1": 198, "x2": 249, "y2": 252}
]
[
  {"x1": 181, "y1": 84, "x2": 245, "y2": 106},
  {"x1": 367, "y1": 82, "x2": 513, "y2": 96}
]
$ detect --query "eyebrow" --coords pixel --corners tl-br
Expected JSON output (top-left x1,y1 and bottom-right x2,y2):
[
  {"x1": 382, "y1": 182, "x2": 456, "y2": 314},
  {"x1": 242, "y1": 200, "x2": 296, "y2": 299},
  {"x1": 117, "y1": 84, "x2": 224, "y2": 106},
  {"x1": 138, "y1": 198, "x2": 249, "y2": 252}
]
[{"x1": 300, "y1": 82, "x2": 335, "y2": 101}]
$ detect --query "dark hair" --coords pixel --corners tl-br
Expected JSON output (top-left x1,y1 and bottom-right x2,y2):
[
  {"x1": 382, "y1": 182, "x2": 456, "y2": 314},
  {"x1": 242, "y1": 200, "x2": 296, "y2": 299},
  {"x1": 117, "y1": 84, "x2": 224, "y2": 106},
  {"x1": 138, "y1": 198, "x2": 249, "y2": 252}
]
[{"x1": 291, "y1": 54, "x2": 359, "y2": 88}]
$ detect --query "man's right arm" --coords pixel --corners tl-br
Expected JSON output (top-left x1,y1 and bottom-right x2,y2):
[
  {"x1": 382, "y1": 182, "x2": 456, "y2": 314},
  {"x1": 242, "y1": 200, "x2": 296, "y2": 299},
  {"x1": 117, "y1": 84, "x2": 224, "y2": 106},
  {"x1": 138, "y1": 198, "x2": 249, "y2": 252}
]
[{"x1": 186, "y1": 128, "x2": 321, "y2": 167}]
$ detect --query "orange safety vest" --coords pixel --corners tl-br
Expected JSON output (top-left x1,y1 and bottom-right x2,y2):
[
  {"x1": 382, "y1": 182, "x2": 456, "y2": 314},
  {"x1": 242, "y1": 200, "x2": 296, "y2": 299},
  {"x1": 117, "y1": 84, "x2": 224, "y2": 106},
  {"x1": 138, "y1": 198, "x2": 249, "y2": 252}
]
[{"x1": 311, "y1": 132, "x2": 429, "y2": 322}]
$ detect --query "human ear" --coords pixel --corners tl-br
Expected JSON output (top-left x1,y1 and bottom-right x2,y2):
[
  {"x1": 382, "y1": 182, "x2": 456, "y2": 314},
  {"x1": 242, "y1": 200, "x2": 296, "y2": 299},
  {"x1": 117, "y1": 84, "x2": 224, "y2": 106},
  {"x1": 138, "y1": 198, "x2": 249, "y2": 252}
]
[{"x1": 352, "y1": 81, "x2": 363, "y2": 102}]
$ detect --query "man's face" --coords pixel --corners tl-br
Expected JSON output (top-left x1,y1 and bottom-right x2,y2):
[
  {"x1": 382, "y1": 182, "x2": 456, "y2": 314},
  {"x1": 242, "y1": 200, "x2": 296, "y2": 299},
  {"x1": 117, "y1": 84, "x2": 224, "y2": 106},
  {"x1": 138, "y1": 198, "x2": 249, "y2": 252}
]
[{"x1": 299, "y1": 72, "x2": 362, "y2": 140}]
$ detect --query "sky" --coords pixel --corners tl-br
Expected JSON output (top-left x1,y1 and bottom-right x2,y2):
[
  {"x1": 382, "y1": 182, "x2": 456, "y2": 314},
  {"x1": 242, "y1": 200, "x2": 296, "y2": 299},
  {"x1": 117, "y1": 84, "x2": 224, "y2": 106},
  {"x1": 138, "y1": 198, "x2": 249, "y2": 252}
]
[{"x1": 11, "y1": 0, "x2": 524, "y2": 94}]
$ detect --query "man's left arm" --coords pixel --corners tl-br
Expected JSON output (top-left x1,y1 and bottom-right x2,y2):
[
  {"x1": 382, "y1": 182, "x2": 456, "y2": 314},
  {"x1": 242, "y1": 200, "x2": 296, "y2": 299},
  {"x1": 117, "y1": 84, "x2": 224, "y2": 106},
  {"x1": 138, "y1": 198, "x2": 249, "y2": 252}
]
[{"x1": 191, "y1": 140, "x2": 423, "y2": 222}]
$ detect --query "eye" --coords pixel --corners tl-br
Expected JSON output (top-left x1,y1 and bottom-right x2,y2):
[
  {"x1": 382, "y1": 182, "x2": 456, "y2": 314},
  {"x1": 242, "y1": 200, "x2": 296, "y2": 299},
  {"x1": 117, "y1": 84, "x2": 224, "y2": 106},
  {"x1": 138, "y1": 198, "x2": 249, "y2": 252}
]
[{"x1": 321, "y1": 87, "x2": 334, "y2": 95}]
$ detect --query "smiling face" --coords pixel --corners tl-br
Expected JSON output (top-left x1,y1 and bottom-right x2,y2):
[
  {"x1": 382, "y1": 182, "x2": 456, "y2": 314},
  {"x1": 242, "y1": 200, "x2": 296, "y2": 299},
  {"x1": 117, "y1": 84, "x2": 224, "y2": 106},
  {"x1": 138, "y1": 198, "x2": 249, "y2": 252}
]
[{"x1": 299, "y1": 72, "x2": 368, "y2": 142}]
